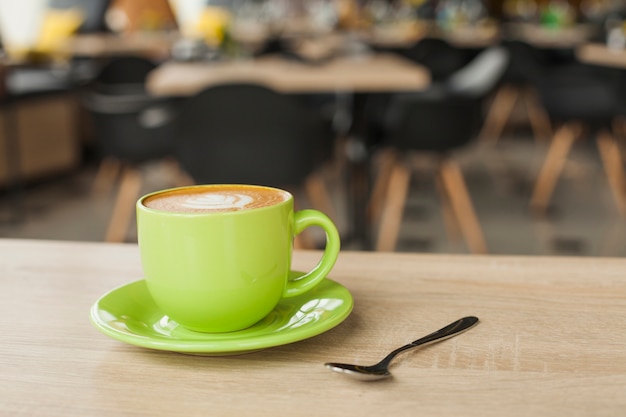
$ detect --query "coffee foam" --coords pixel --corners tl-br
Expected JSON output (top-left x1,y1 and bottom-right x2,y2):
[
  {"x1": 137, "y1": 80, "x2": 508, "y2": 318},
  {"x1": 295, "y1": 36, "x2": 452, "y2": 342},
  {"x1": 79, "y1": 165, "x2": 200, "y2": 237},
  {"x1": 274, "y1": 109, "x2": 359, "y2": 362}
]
[
  {"x1": 143, "y1": 185, "x2": 290, "y2": 213},
  {"x1": 181, "y1": 193, "x2": 254, "y2": 211}
]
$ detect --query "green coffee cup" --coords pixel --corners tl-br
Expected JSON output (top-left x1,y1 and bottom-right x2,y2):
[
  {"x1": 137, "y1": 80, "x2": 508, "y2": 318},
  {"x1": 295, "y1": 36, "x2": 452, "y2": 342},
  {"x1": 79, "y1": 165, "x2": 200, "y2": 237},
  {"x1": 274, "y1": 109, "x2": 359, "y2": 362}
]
[{"x1": 136, "y1": 184, "x2": 340, "y2": 333}]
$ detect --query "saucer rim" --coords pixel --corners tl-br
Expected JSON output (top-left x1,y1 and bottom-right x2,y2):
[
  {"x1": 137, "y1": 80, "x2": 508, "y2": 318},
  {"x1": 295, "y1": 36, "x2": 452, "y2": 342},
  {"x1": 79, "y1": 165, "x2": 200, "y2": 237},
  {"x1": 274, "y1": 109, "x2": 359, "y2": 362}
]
[{"x1": 90, "y1": 277, "x2": 353, "y2": 354}]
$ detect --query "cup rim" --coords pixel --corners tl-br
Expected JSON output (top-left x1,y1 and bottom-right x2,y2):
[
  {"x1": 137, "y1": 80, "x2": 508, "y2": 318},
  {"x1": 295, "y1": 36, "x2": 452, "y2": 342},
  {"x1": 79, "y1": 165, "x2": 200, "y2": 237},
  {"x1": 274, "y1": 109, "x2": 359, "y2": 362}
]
[{"x1": 137, "y1": 184, "x2": 294, "y2": 216}]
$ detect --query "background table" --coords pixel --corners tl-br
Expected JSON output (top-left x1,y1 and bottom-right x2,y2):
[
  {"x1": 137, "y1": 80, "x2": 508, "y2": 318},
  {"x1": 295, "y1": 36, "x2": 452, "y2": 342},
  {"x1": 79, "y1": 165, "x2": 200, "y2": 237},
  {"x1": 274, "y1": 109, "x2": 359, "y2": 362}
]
[
  {"x1": 577, "y1": 43, "x2": 626, "y2": 69},
  {"x1": 365, "y1": 21, "x2": 501, "y2": 50},
  {"x1": 1, "y1": 238, "x2": 625, "y2": 416},
  {"x1": 504, "y1": 23, "x2": 597, "y2": 49},
  {"x1": 58, "y1": 32, "x2": 178, "y2": 60},
  {"x1": 146, "y1": 53, "x2": 430, "y2": 96}
]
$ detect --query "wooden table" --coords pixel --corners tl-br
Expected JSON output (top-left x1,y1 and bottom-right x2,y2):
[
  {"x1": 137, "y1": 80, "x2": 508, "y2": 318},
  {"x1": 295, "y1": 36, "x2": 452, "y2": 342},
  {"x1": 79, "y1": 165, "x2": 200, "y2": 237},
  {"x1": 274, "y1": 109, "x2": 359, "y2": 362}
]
[
  {"x1": 577, "y1": 43, "x2": 626, "y2": 69},
  {"x1": 146, "y1": 53, "x2": 430, "y2": 96},
  {"x1": 505, "y1": 23, "x2": 597, "y2": 49},
  {"x1": 2, "y1": 238, "x2": 626, "y2": 416},
  {"x1": 365, "y1": 21, "x2": 501, "y2": 50},
  {"x1": 58, "y1": 32, "x2": 178, "y2": 59}
]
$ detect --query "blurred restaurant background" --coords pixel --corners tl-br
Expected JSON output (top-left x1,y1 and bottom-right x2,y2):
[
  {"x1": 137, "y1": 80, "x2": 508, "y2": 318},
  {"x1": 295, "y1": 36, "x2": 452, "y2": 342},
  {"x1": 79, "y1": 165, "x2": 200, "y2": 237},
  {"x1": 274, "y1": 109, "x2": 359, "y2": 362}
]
[{"x1": 0, "y1": 0, "x2": 626, "y2": 256}]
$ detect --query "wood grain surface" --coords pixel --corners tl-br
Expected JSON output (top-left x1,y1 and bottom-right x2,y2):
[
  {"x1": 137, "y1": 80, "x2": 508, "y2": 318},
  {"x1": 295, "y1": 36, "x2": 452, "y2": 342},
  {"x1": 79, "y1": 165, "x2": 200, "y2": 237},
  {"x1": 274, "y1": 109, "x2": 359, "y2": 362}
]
[{"x1": 1, "y1": 238, "x2": 625, "y2": 416}]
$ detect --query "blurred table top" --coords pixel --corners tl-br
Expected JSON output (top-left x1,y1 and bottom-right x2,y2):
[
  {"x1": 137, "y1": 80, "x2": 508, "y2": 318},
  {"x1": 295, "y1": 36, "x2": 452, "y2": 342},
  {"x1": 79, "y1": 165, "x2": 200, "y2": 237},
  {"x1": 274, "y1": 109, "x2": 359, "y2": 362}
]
[
  {"x1": 577, "y1": 43, "x2": 626, "y2": 69},
  {"x1": 504, "y1": 22, "x2": 597, "y2": 49},
  {"x1": 2, "y1": 238, "x2": 626, "y2": 416},
  {"x1": 58, "y1": 32, "x2": 179, "y2": 59},
  {"x1": 146, "y1": 52, "x2": 431, "y2": 96},
  {"x1": 366, "y1": 20, "x2": 501, "y2": 49}
]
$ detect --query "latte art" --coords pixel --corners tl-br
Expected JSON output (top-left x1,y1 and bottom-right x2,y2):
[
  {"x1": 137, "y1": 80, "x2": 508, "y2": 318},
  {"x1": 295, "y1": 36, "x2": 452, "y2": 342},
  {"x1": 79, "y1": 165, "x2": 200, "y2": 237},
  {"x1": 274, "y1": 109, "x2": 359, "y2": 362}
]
[
  {"x1": 181, "y1": 193, "x2": 254, "y2": 211},
  {"x1": 143, "y1": 185, "x2": 290, "y2": 213}
]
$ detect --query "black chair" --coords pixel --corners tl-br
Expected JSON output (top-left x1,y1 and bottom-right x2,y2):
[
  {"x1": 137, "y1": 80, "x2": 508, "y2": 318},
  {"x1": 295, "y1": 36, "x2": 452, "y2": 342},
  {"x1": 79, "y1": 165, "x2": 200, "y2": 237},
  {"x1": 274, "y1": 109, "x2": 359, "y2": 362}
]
[
  {"x1": 480, "y1": 39, "x2": 553, "y2": 143},
  {"x1": 529, "y1": 62, "x2": 626, "y2": 216},
  {"x1": 90, "y1": 55, "x2": 158, "y2": 94},
  {"x1": 401, "y1": 37, "x2": 469, "y2": 82},
  {"x1": 173, "y1": 83, "x2": 337, "y2": 246},
  {"x1": 83, "y1": 56, "x2": 179, "y2": 242},
  {"x1": 368, "y1": 46, "x2": 510, "y2": 253}
]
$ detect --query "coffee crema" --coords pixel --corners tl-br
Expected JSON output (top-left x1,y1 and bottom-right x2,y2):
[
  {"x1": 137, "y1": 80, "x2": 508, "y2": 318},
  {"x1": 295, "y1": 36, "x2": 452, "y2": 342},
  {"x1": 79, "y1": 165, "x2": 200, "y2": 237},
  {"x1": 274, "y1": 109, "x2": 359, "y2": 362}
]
[{"x1": 143, "y1": 185, "x2": 290, "y2": 213}]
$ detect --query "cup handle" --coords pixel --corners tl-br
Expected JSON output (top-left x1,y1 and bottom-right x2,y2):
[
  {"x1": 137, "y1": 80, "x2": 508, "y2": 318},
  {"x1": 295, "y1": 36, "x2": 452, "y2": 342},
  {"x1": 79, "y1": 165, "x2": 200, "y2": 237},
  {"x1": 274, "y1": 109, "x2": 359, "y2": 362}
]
[{"x1": 283, "y1": 209, "x2": 340, "y2": 298}]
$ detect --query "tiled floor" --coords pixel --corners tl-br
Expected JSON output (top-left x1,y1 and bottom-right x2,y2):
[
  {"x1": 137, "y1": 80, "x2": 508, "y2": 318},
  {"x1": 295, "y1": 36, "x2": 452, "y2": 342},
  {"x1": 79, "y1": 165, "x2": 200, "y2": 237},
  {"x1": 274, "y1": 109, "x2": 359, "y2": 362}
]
[{"x1": 2, "y1": 133, "x2": 626, "y2": 257}]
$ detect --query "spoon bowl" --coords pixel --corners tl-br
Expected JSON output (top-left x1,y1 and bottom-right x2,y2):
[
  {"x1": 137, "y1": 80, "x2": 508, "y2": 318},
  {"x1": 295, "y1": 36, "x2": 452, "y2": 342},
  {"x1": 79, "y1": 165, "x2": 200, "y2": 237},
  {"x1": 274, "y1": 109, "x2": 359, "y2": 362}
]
[{"x1": 325, "y1": 316, "x2": 479, "y2": 381}]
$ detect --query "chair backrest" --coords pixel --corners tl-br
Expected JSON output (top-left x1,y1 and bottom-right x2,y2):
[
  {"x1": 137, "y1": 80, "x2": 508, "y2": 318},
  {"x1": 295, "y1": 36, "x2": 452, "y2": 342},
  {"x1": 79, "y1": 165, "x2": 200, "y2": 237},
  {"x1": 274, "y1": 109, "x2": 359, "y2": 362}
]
[
  {"x1": 500, "y1": 40, "x2": 551, "y2": 85},
  {"x1": 537, "y1": 64, "x2": 620, "y2": 126},
  {"x1": 403, "y1": 37, "x2": 469, "y2": 81},
  {"x1": 93, "y1": 56, "x2": 157, "y2": 94},
  {"x1": 175, "y1": 83, "x2": 333, "y2": 187},
  {"x1": 83, "y1": 91, "x2": 177, "y2": 163},
  {"x1": 446, "y1": 46, "x2": 510, "y2": 97},
  {"x1": 83, "y1": 55, "x2": 176, "y2": 162},
  {"x1": 383, "y1": 47, "x2": 510, "y2": 152}
]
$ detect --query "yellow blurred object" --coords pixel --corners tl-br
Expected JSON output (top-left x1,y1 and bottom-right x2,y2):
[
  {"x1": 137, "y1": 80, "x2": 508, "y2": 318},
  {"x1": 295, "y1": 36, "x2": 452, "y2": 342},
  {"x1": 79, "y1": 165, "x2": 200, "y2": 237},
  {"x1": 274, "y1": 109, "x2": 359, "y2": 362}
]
[
  {"x1": 195, "y1": 6, "x2": 232, "y2": 46},
  {"x1": 36, "y1": 9, "x2": 83, "y2": 55}
]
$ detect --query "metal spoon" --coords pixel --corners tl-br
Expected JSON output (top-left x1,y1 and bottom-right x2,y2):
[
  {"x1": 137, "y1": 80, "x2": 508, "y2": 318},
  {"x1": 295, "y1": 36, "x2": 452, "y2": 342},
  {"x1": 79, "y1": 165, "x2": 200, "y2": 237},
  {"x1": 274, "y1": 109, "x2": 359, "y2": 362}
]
[{"x1": 325, "y1": 316, "x2": 479, "y2": 381}]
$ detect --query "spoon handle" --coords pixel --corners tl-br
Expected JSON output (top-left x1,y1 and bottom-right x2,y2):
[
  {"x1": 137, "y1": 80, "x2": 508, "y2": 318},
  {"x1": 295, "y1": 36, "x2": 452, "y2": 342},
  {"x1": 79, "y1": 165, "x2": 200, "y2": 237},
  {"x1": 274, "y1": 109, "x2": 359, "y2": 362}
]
[{"x1": 382, "y1": 316, "x2": 479, "y2": 365}]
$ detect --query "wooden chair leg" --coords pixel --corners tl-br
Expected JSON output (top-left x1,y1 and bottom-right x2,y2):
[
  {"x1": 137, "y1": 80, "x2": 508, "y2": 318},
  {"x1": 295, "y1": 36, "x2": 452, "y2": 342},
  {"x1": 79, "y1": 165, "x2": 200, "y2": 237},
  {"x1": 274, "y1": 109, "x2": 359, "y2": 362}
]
[
  {"x1": 530, "y1": 123, "x2": 580, "y2": 216},
  {"x1": 375, "y1": 161, "x2": 411, "y2": 252},
  {"x1": 480, "y1": 85, "x2": 519, "y2": 144},
  {"x1": 293, "y1": 234, "x2": 315, "y2": 250},
  {"x1": 613, "y1": 117, "x2": 626, "y2": 140},
  {"x1": 596, "y1": 129, "x2": 626, "y2": 215},
  {"x1": 523, "y1": 88, "x2": 552, "y2": 142},
  {"x1": 105, "y1": 165, "x2": 142, "y2": 243},
  {"x1": 92, "y1": 157, "x2": 121, "y2": 195},
  {"x1": 331, "y1": 134, "x2": 349, "y2": 179},
  {"x1": 367, "y1": 148, "x2": 397, "y2": 225},
  {"x1": 435, "y1": 173, "x2": 462, "y2": 243},
  {"x1": 304, "y1": 171, "x2": 336, "y2": 222},
  {"x1": 438, "y1": 158, "x2": 488, "y2": 254}
]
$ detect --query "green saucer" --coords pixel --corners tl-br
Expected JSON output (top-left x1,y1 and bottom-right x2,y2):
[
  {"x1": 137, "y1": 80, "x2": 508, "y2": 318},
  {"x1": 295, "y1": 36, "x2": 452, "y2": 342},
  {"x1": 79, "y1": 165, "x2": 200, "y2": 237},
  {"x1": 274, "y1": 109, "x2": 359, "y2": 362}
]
[{"x1": 90, "y1": 278, "x2": 353, "y2": 355}]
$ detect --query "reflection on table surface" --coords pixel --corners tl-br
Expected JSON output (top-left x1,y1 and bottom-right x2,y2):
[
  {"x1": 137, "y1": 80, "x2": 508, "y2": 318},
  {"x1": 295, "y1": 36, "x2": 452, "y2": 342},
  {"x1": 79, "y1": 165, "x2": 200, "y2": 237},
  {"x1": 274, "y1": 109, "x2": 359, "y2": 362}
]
[{"x1": 2, "y1": 238, "x2": 626, "y2": 416}]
